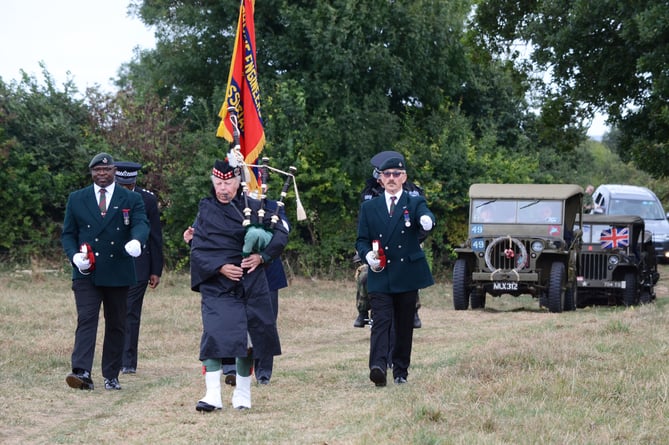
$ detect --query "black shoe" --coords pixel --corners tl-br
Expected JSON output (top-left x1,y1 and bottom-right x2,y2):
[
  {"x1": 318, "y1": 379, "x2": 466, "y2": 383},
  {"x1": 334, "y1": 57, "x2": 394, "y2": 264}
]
[
  {"x1": 196, "y1": 401, "x2": 221, "y2": 413},
  {"x1": 224, "y1": 373, "x2": 236, "y2": 386},
  {"x1": 257, "y1": 377, "x2": 270, "y2": 385},
  {"x1": 413, "y1": 312, "x2": 422, "y2": 329},
  {"x1": 369, "y1": 366, "x2": 387, "y2": 387},
  {"x1": 353, "y1": 313, "x2": 368, "y2": 328},
  {"x1": 104, "y1": 378, "x2": 122, "y2": 390},
  {"x1": 121, "y1": 367, "x2": 136, "y2": 374},
  {"x1": 66, "y1": 370, "x2": 94, "y2": 390},
  {"x1": 394, "y1": 376, "x2": 408, "y2": 384}
]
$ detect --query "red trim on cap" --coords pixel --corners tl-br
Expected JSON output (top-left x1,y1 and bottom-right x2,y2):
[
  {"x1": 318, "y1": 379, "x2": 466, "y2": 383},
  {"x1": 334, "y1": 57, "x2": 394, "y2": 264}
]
[{"x1": 212, "y1": 167, "x2": 237, "y2": 180}]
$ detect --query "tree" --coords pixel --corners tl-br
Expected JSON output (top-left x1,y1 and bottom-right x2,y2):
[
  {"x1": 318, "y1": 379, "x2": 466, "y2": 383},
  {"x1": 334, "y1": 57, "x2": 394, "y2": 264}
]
[
  {"x1": 119, "y1": 0, "x2": 556, "y2": 273},
  {"x1": 0, "y1": 69, "x2": 104, "y2": 261},
  {"x1": 474, "y1": 0, "x2": 669, "y2": 177}
]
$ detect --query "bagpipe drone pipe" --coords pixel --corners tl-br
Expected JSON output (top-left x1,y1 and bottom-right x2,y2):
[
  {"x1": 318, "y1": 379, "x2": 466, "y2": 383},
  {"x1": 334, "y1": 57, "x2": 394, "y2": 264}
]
[{"x1": 226, "y1": 107, "x2": 306, "y2": 257}]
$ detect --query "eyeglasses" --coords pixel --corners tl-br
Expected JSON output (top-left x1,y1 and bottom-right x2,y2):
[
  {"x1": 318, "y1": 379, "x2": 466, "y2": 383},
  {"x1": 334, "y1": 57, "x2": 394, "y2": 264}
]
[
  {"x1": 91, "y1": 166, "x2": 115, "y2": 173},
  {"x1": 381, "y1": 171, "x2": 405, "y2": 178}
]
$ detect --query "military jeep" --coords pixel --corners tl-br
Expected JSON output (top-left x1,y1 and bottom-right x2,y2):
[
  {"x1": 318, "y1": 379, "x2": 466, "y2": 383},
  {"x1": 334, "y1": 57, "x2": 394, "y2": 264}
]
[
  {"x1": 575, "y1": 214, "x2": 659, "y2": 307},
  {"x1": 453, "y1": 184, "x2": 583, "y2": 313}
]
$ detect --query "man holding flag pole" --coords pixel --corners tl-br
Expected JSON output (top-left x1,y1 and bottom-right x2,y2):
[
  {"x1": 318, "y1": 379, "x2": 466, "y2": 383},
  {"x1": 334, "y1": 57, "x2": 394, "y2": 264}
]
[
  {"x1": 217, "y1": 0, "x2": 265, "y2": 193},
  {"x1": 191, "y1": 0, "x2": 292, "y2": 412}
]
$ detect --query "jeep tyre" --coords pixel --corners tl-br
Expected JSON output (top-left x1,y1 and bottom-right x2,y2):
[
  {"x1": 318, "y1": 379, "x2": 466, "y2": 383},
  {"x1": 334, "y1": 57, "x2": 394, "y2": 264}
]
[
  {"x1": 453, "y1": 258, "x2": 471, "y2": 310},
  {"x1": 471, "y1": 288, "x2": 486, "y2": 309},
  {"x1": 564, "y1": 281, "x2": 576, "y2": 311},
  {"x1": 623, "y1": 272, "x2": 637, "y2": 306},
  {"x1": 547, "y1": 261, "x2": 565, "y2": 313}
]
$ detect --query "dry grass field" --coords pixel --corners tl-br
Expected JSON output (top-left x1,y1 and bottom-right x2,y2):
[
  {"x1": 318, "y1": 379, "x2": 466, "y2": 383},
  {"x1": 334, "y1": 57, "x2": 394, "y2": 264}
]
[{"x1": 2, "y1": 264, "x2": 669, "y2": 444}]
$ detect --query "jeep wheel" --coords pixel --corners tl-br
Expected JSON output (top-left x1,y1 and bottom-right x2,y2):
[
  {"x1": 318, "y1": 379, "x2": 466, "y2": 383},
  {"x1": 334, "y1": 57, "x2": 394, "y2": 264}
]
[
  {"x1": 539, "y1": 291, "x2": 548, "y2": 309},
  {"x1": 640, "y1": 289, "x2": 652, "y2": 304},
  {"x1": 453, "y1": 259, "x2": 471, "y2": 310},
  {"x1": 564, "y1": 281, "x2": 576, "y2": 312},
  {"x1": 547, "y1": 262, "x2": 565, "y2": 313},
  {"x1": 471, "y1": 289, "x2": 486, "y2": 309},
  {"x1": 623, "y1": 272, "x2": 638, "y2": 306}
]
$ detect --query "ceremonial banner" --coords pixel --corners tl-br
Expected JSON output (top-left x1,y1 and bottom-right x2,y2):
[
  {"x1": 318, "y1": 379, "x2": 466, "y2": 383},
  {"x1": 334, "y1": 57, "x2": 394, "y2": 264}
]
[{"x1": 217, "y1": 0, "x2": 264, "y2": 190}]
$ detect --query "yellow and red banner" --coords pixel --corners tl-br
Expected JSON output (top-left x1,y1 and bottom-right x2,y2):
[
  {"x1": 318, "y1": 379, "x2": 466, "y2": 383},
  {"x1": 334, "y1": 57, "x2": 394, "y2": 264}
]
[{"x1": 217, "y1": 0, "x2": 264, "y2": 189}]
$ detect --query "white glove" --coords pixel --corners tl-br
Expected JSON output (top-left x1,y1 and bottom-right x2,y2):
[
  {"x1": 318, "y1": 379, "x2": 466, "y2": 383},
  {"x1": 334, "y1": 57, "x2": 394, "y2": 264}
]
[
  {"x1": 72, "y1": 253, "x2": 91, "y2": 274},
  {"x1": 124, "y1": 239, "x2": 142, "y2": 258},
  {"x1": 420, "y1": 215, "x2": 434, "y2": 231},
  {"x1": 365, "y1": 251, "x2": 381, "y2": 269}
]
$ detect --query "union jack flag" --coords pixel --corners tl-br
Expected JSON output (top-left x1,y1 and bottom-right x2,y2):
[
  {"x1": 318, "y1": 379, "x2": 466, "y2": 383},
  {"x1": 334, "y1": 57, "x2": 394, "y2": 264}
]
[{"x1": 600, "y1": 227, "x2": 629, "y2": 249}]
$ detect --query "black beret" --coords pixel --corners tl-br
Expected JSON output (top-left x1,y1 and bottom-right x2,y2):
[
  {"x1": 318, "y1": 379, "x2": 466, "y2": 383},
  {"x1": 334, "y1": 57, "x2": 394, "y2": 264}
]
[
  {"x1": 370, "y1": 151, "x2": 405, "y2": 169},
  {"x1": 88, "y1": 152, "x2": 114, "y2": 168},
  {"x1": 378, "y1": 157, "x2": 406, "y2": 171}
]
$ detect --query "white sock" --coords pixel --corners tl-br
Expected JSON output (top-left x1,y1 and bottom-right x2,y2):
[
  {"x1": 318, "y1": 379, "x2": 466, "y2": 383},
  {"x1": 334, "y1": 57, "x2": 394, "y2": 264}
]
[
  {"x1": 232, "y1": 375, "x2": 252, "y2": 409},
  {"x1": 199, "y1": 370, "x2": 223, "y2": 409}
]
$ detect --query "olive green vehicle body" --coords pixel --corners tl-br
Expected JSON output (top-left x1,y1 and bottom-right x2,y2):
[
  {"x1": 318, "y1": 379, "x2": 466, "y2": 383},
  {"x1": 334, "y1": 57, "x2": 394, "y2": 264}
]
[
  {"x1": 575, "y1": 214, "x2": 659, "y2": 307},
  {"x1": 453, "y1": 184, "x2": 584, "y2": 313}
]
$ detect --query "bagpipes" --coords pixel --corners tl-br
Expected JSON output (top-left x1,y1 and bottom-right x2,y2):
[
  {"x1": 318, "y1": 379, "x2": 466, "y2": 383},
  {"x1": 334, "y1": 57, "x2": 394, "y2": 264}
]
[{"x1": 226, "y1": 107, "x2": 306, "y2": 257}]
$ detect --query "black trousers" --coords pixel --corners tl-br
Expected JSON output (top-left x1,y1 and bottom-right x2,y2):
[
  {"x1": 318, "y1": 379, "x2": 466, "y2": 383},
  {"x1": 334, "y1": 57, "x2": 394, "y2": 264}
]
[
  {"x1": 254, "y1": 289, "x2": 279, "y2": 380},
  {"x1": 369, "y1": 290, "x2": 417, "y2": 379},
  {"x1": 122, "y1": 280, "x2": 149, "y2": 369},
  {"x1": 71, "y1": 279, "x2": 128, "y2": 379}
]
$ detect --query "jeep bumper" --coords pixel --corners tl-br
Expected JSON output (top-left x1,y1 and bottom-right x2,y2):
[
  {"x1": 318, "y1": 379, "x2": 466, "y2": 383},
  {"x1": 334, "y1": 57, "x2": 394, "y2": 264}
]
[
  {"x1": 577, "y1": 278, "x2": 627, "y2": 289},
  {"x1": 472, "y1": 271, "x2": 539, "y2": 282}
]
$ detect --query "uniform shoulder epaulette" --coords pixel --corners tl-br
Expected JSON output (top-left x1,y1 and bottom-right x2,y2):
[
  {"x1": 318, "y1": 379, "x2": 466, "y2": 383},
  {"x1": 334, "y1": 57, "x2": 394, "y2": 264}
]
[{"x1": 139, "y1": 187, "x2": 155, "y2": 196}]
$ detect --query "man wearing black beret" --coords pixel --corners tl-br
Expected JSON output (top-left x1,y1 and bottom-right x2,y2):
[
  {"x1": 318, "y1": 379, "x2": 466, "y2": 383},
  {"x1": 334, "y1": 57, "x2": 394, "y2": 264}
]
[
  {"x1": 354, "y1": 150, "x2": 425, "y2": 329},
  {"x1": 61, "y1": 152, "x2": 149, "y2": 391},
  {"x1": 356, "y1": 156, "x2": 435, "y2": 387}
]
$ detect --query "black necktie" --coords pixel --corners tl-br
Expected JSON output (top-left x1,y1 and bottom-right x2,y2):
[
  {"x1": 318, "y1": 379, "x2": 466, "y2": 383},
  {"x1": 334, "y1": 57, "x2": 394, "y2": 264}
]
[{"x1": 389, "y1": 196, "x2": 396, "y2": 217}]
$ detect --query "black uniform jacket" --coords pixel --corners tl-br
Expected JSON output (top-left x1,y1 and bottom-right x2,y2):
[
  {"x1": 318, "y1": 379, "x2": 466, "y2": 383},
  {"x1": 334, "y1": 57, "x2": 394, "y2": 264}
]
[
  {"x1": 134, "y1": 187, "x2": 164, "y2": 281},
  {"x1": 356, "y1": 191, "x2": 435, "y2": 294},
  {"x1": 61, "y1": 184, "x2": 150, "y2": 287}
]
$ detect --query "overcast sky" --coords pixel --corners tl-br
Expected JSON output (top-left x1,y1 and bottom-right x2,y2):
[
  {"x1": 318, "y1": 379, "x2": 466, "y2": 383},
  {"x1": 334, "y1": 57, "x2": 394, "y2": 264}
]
[
  {"x1": 0, "y1": 0, "x2": 608, "y2": 137},
  {"x1": 0, "y1": 0, "x2": 155, "y2": 92}
]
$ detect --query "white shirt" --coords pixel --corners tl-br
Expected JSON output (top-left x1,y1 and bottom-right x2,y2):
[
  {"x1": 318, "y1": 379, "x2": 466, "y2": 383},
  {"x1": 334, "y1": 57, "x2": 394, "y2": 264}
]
[
  {"x1": 94, "y1": 182, "x2": 116, "y2": 211},
  {"x1": 384, "y1": 191, "x2": 402, "y2": 214}
]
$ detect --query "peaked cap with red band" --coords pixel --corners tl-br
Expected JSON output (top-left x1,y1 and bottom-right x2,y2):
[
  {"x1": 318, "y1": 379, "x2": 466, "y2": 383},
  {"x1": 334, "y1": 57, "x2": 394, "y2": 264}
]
[{"x1": 212, "y1": 158, "x2": 241, "y2": 180}]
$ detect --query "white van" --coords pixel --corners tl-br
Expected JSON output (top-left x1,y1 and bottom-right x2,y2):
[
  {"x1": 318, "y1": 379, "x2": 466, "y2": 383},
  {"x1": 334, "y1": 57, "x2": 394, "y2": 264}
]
[{"x1": 591, "y1": 184, "x2": 669, "y2": 260}]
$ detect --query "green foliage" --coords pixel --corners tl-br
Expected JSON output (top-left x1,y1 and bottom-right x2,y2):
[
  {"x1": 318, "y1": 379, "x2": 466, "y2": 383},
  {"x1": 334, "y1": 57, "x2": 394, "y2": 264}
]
[
  {"x1": 3, "y1": 1, "x2": 665, "y2": 275},
  {"x1": 474, "y1": 0, "x2": 669, "y2": 177},
  {"x1": 0, "y1": 71, "x2": 105, "y2": 262}
]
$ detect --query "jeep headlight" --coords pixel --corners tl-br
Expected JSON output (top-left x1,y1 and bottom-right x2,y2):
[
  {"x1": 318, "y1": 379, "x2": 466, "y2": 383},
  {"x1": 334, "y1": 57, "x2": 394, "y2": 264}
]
[
  {"x1": 531, "y1": 240, "x2": 544, "y2": 253},
  {"x1": 608, "y1": 255, "x2": 619, "y2": 265}
]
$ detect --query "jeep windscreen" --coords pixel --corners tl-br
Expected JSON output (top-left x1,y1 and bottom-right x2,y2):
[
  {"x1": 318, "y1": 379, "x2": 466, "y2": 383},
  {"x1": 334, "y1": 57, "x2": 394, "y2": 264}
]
[
  {"x1": 472, "y1": 199, "x2": 563, "y2": 224},
  {"x1": 472, "y1": 199, "x2": 516, "y2": 223},
  {"x1": 580, "y1": 223, "x2": 633, "y2": 254},
  {"x1": 518, "y1": 200, "x2": 562, "y2": 224},
  {"x1": 581, "y1": 224, "x2": 619, "y2": 244}
]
